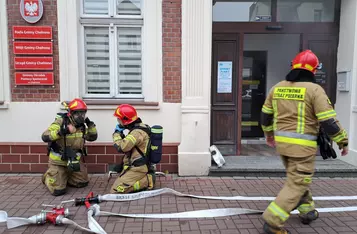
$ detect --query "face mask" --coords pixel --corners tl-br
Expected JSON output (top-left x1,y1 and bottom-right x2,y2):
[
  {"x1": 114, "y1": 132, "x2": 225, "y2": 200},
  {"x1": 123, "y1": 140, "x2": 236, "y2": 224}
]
[{"x1": 71, "y1": 111, "x2": 86, "y2": 126}]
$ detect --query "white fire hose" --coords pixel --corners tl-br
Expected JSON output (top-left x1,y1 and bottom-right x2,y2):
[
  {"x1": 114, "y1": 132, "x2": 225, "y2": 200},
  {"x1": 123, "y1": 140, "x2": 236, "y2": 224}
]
[
  {"x1": 92, "y1": 205, "x2": 357, "y2": 219},
  {"x1": 93, "y1": 187, "x2": 357, "y2": 203},
  {"x1": 87, "y1": 206, "x2": 107, "y2": 234},
  {"x1": 2, "y1": 188, "x2": 357, "y2": 234}
]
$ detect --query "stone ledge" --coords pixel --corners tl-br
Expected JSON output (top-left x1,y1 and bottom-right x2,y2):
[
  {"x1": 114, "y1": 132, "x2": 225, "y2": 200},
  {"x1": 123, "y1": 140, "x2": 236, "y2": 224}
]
[
  {"x1": 209, "y1": 170, "x2": 357, "y2": 178},
  {"x1": 209, "y1": 156, "x2": 357, "y2": 178}
]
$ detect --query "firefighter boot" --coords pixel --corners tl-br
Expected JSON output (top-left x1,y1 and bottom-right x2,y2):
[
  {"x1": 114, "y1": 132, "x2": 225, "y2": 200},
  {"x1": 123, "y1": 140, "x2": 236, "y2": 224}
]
[
  {"x1": 263, "y1": 223, "x2": 291, "y2": 234},
  {"x1": 299, "y1": 210, "x2": 319, "y2": 225}
]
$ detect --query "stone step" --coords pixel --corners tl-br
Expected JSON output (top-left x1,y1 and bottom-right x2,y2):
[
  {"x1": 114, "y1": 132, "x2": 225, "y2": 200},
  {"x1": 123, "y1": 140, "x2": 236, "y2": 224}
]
[{"x1": 209, "y1": 156, "x2": 357, "y2": 177}]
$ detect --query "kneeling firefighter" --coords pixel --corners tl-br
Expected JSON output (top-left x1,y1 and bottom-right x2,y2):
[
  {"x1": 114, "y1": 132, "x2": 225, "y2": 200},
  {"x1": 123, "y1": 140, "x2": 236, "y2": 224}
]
[
  {"x1": 110, "y1": 104, "x2": 163, "y2": 193},
  {"x1": 42, "y1": 98, "x2": 98, "y2": 196},
  {"x1": 260, "y1": 50, "x2": 349, "y2": 234}
]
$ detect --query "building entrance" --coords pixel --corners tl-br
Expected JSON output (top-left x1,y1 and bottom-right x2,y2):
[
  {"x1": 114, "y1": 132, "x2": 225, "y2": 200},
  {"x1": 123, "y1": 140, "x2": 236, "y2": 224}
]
[{"x1": 210, "y1": 0, "x2": 340, "y2": 155}]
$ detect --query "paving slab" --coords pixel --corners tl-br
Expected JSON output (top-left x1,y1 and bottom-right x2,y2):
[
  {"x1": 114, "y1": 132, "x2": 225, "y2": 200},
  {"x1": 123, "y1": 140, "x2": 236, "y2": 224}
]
[{"x1": 0, "y1": 174, "x2": 357, "y2": 233}]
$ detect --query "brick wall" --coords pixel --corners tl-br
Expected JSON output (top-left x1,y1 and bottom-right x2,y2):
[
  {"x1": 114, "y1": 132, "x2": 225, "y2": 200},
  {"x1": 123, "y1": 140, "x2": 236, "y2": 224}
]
[
  {"x1": 7, "y1": 0, "x2": 60, "y2": 102},
  {"x1": 6, "y1": 0, "x2": 182, "y2": 103},
  {"x1": 0, "y1": 143, "x2": 178, "y2": 173},
  {"x1": 162, "y1": 0, "x2": 182, "y2": 103}
]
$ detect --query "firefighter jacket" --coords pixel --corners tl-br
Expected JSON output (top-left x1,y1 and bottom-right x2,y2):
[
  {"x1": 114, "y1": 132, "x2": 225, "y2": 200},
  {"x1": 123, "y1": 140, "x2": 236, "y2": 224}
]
[
  {"x1": 261, "y1": 80, "x2": 348, "y2": 157},
  {"x1": 112, "y1": 123, "x2": 150, "y2": 166},
  {"x1": 42, "y1": 115, "x2": 98, "y2": 166}
]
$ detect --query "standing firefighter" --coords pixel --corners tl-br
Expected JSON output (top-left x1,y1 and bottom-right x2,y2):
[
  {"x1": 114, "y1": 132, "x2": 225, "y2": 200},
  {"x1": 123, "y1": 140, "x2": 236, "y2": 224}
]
[
  {"x1": 42, "y1": 98, "x2": 98, "y2": 196},
  {"x1": 110, "y1": 104, "x2": 162, "y2": 193},
  {"x1": 260, "y1": 50, "x2": 349, "y2": 234}
]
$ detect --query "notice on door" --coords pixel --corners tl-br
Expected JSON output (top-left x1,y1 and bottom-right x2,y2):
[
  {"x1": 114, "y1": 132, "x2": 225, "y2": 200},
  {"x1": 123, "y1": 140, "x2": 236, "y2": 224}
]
[{"x1": 217, "y1": 61, "x2": 232, "y2": 93}]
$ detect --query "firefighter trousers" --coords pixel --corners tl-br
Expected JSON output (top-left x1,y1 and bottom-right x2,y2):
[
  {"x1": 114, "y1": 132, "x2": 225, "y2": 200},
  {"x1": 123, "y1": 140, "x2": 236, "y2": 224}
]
[
  {"x1": 42, "y1": 162, "x2": 89, "y2": 196},
  {"x1": 110, "y1": 164, "x2": 155, "y2": 193},
  {"x1": 262, "y1": 154, "x2": 316, "y2": 228}
]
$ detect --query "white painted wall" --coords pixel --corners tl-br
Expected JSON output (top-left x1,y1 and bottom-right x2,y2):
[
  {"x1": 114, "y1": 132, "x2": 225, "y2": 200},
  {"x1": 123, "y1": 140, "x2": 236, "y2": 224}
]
[
  {"x1": 243, "y1": 34, "x2": 300, "y2": 94},
  {"x1": 0, "y1": 102, "x2": 181, "y2": 143},
  {"x1": 335, "y1": 0, "x2": 357, "y2": 166}
]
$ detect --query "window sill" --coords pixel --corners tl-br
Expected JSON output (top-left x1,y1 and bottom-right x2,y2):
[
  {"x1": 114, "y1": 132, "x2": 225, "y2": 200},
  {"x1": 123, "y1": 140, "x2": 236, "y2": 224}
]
[{"x1": 61, "y1": 99, "x2": 160, "y2": 110}]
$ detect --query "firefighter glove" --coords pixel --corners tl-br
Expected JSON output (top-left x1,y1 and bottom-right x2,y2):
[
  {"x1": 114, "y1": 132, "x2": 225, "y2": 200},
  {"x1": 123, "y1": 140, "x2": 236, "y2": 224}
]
[
  {"x1": 115, "y1": 124, "x2": 125, "y2": 133},
  {"x1": 85, "y1": 117, "x2": 95, "y2": 127},
  {"x1": 67, "y1": 160, "x2": 81, "y2": 172},
  {"x1": 58, "y1": 125, "x2": 70, "y2": 136}
]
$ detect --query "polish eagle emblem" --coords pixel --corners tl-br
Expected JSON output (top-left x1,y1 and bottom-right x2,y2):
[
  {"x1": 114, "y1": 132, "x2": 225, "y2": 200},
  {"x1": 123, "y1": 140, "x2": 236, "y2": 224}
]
[{"x1": 24, "y1": 1, "x2": 38, "y2": 16}]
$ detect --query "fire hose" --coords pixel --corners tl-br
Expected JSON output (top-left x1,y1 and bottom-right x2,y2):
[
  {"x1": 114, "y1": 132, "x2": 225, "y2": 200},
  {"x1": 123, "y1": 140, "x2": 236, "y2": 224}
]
[
  {"x1": 84, "y1": 192, "x2": 107, "y2": 234},
  {"x1": 0, "y1": 205, "x2": 98, "y2": 233},
  {"x1": 2, "y1": 205, "x2": 357, "y2": 234},
  {"x1": 2, "y1": 188, "x2": 357, "y2": 233},
  {"x1": 60, "y1": 187, "x2": 357, "y2": 205},
  {"x1": 91, "y1": 205, "x2": 357, "y2": 219}
]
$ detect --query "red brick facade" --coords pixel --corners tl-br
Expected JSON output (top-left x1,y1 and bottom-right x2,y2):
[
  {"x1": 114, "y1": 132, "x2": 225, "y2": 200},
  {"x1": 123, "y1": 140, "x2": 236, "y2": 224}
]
[
  {"x1": 162, "y1": 0, "x2": 182, "y2": 103},
  {"x1": 0, "y1": 143, "x2": 178, "y2": 173},
  {"x1": 7, "y1": 0, "x2": 60, "y2": 102}
]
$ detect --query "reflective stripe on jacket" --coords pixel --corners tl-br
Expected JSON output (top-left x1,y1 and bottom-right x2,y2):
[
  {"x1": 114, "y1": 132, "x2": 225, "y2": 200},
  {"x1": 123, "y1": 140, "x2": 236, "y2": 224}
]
[{"x1": 261, "y1": 81, "x2": 347, "y2": 157}]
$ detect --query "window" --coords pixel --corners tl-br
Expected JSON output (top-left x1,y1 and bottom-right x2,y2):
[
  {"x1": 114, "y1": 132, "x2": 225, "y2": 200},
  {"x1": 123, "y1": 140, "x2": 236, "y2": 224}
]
[
  {"x1": 314, "y1": 9, "x2": 322, "y2": 22},
  {"x1": 277, "y1": 0, "x2": 335, "y2": 22},
  {"x1": 213, "y1": 1, "x2": 272, "y2": 22},
  {"x1": 81, "y1": 0, "x2": 143, "y2": 99}
]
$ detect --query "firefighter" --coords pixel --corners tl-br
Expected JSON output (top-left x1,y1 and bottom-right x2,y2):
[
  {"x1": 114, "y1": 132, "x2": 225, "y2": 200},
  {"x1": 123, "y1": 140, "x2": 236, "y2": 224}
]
[
  {"x1": 41, "y1": 98, "x2": 98, "y2": 196},
  {"x1": 260, "y1": 50, "x2": 349, "y2": 234},
  {"x1": 110, "y1": 104, "x2": 155, "y2": 193}
]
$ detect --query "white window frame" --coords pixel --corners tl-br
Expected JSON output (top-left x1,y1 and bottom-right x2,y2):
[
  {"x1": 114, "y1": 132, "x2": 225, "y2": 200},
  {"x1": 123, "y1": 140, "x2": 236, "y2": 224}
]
[
  {"x1": 80, "y1": 0, "x2": 144, "y2": 99},
  {"x1": 0, "y1": 0, "x2": 10, "y2": 107},
  {"x1": 80, "y1": 0, "x2": 144, "y2": 19},
  {"x1": 57, "y1": 0, "x2": 162, "y2": 104}
]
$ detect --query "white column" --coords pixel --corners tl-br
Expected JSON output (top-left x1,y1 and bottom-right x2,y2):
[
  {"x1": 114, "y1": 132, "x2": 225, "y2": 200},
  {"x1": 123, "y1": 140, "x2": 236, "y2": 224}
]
[
  {"x1": 57, "y1": 0, "x2": 81, "y2": 101},
  {"x1": 179, "y1": 0, "x2": 212, "y2": 176},
  {"x1": 0, "y1": 0, "x2": 10, "y2": 106},
  {"x1": 336, "y1": 0, "x2": 357, "y2": 165}
]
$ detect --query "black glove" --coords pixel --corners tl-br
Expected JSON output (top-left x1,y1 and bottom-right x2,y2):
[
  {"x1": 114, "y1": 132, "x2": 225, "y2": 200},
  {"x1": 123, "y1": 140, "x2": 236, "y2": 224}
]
[
  {"x1": 62, "y1": 147, "x2": 77, "y2": 161},
  {"x1": 58, "y1": 125, "x2": 70, "y2": 136},
  {"x1": 318, "y1": 127, "x2": 337, "y2": 160},
  {"x1": 65, "y1": 147, "x2": 81, "y2": 172},
  {"x1": 113, "y1": 163, "x2": 124, "y2": 173},
  {"x1": 85, "y1": 117, "x2": 95, "y2": 127},
  {"x1": 148, "y1": 164, "x2": 156, "y2": 173},
  {"x1": 67, "y1": 160, "x2": 81, "y2": 172}
]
